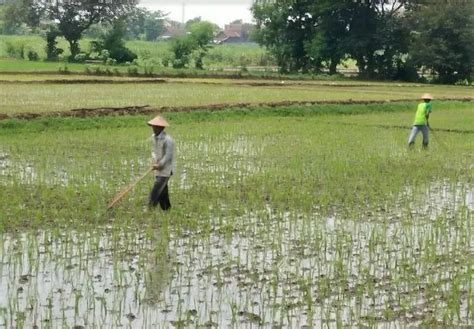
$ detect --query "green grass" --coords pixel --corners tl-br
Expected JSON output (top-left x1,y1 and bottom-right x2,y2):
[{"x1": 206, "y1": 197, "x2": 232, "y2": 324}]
[
  {"x1": 0, "y1": 34, "x2": 275, "y2": 68},
  {"x1": 1, "y1": 101, "x2": 473, "y2": 133},
  {"x1": 0, "y1": 58, "x2": 88, "y2": 72}
]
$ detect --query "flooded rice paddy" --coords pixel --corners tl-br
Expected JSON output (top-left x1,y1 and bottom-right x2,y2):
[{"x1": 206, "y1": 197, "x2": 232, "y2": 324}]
[{"x1": 0, "y1": 113, "x2": 473, "y2": 327}]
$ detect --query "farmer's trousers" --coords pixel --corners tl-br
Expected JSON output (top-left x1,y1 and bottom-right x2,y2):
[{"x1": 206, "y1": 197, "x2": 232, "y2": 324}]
[
  {"x1": 149, "y1": 176, "x2": 171, "y2": 210},
  {"x1": 408, "y1": 125, "x2": 429, "y2": 147}
]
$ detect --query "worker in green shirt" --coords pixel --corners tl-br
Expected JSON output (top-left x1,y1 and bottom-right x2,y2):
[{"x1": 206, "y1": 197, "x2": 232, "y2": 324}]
[{"x1": 408, "y1": 93, "x2": 433, "y2": 149}]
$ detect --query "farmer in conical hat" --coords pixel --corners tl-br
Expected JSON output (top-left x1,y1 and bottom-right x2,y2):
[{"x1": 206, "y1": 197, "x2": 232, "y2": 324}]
[
  {"x1": 408, "y1": 93, "x2": 433, "y2": 149},
  {"x1": 148, "y1": 115, "x2": 175, "y2": 210}
]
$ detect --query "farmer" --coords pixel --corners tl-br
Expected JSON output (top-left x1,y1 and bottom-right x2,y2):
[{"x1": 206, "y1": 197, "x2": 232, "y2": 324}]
[
  {"x1": 148, "y1": 115, "x2": 175, "y2": 210},
  {"x1": 408, "y1": 93, "x2": 433, "y2": 149}
]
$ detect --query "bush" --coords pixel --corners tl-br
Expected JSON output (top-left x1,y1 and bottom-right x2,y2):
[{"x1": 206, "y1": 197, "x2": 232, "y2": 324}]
[
  {"x1": 5, "y1": 41, "x2": 25, "y2": 59},
  {"x1": 99, "y1": 50, "x2": 110, "y2": 63},
  {"x1": 109, "y1": 47, "x2": 137, "y2": 63},
  {"x1": 74, "y1": 52, "x2": 88, "y2": 63},
  {"x1": 162, "y1": 55, "x2": 171, "y2": 67},
  {"x1": 58, "y1": 64, "x2": 70, "y2": 74},
  {"x1": 394, "y1": 59, "x2": 419, "y2": 82},
  {"x1": 127, "y1": 66, "x2": 139, "y2": 76},
  {"x1": 105, "y1": 58, "x2": 117, "y2": 65},
  {"x1": 27, "y1": 50, "x2": 39, "y2": 61},
  {"x1": 45, "y1": 28, "x2": 63, "y2": 61},
  {"x1": 93, "y1": 19, "x2": 138, "y2": 64}
]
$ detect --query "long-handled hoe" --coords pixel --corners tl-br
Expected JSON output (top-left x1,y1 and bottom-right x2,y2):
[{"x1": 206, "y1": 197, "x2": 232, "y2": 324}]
[{"x1": 106, "y1": 167, "x2": 154, "y2": 210}]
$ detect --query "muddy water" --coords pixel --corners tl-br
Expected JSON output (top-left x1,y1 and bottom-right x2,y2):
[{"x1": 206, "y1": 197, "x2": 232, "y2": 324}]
[{"x1": 0, "y1": 182, "x2": 472, "y2": 328}]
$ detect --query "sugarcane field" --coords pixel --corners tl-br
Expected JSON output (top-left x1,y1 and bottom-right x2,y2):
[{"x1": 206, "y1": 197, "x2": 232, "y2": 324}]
[{"x1": 0, "y1": 1, "x2": 473, "y2": 328}]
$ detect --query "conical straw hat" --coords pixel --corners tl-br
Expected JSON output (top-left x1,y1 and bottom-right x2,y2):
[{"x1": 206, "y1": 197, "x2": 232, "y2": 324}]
[
  {"x1": 420, "y1": 93, "x2": 433, "y2": 100},
  {"x1": 147, "y1": 116, "x2": 169, "y2": 127}
]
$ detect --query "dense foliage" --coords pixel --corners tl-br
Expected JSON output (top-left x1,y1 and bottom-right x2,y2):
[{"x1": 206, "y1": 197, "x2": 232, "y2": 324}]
[
  {"x1": 1, "y1": 0, "x2": 137, "y2": 60},
  {"x1": 171, "y1": 22, "x2": 216, "y2": 69},
  {"x1": 405, "y1": 1, "x2": 474, "y2": 84},
  {"x1": 252, "y1": 0, "x2": 473, "y2": 83},
  {"x1": 91, "y1": 19, "x2": 137, "y2": 64}
]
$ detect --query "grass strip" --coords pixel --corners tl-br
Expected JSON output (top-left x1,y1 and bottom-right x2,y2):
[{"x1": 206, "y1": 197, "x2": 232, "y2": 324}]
[{"x1": 0, "y1": 100, "x2": 471, "y2": 134}]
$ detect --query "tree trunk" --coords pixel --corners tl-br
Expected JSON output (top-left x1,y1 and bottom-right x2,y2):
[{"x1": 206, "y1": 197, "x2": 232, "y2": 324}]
[
  {"x1": 67, "y1": 39, "x2": 80, "y2": 61},
  {"x1": 329, "y1": 59, "x2": 338, "y2": 75}
]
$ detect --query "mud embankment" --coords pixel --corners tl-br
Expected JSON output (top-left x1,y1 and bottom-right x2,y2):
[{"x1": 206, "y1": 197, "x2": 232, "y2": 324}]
[{"x1": 1, "y1": 98, "x2": 473, "y2": 123}]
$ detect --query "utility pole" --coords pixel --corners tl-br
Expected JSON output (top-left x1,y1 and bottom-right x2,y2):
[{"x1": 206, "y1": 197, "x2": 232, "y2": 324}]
[{"x1": 181, "y1": 2, "x2": 186, "y2": 25}]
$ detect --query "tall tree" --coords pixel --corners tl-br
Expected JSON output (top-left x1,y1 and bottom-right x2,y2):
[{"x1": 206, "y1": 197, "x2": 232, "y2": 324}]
[
  {"x1": 344, "y1": 0, "x2": 410, "y2": 78},
  {"x1": 33, "y1": 0, "x2": 137, "y2": 60},
  {"x1": 171, "y1": 21, "x2": 216, "y2": 69},
  {"x1": 143, "y1": 10, "x2": 166, "y2": 41},
  {"x1": 2, "y1": 0, "x2": 40, "y2": 34},
  {"x1": 405, "y1": 0, "x2": 473, "y2": 83},
  {"x1": 252, "y1": 0, "x2": 411, "y2": 77},
  {"x1": 188, "y1": 21, "x2": 216, "y2": 69},
  {"x1": 305, "y1": 1, "x2": 352, "y2": 74},
  {"x1": 252, "y1": 0, "x2": 315, "y2": 73},
  {"x1": 91, "y1": 18, "x2": 137, "y2": 63}
]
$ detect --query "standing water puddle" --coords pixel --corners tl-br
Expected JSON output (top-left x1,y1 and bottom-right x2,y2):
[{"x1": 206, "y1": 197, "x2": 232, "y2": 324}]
[{"x1": 1, "y1": 181, "x2": 472, "y2": 328}]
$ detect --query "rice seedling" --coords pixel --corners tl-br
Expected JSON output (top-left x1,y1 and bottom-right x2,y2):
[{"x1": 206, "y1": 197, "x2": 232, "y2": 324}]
[
  {"x1": 0, "y1": 75, "x2": 473, "y2": 117},
  {"x1": 0, "y1": 102, "x2": 472, "y2": 327}
]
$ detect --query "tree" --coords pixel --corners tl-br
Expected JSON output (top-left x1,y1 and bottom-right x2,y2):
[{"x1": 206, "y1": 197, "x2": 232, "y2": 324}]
[
  {"x1": 252, "y1": 0, "x2": 411, "y2": 77},
  {"x1": 343, "y1": 0, "x2": 410, "y2": 79},
  {"x1": 32, "y1": 0, "x2": 137, "y2": 60},
  {"x1": 185, "y1": 17, "x2": 201, "y2": 30},
  {"x1": 305, "y1": 1, "x2": 353, "y2": 74},
  {"x1": 1, "y1": 0, "x2": 40, "y2": 34},
  {"x1": 45, "y1": 26, "x2": 64, "y2": 61},
  {"x1": 252, "y1": 0, "x2": 315, "y2": 73},
  {"x1": 406, "y1": 0, "x2": 473, "y2": 84},
  {"x1": 188, "y1": 21, "x2": 216, "y2": 69},
  {"x1": 124, "y1": 7, "x2": 146, "y2": 39},
  {"x1": 91, "y1": 19, "x2": 137, "y2": 63},
  {"x1": 171, "y1": 37, "x2": 195, "y2": 68},
  {"x1": 171, "y1": 21, "x2": 216, "y2": 69},
  {"x1": 143, "y1": 10, "x2": 166, "y2": 41},
  {"x1": 122, "y1": 8, "x2": 166, "y2": 41}
]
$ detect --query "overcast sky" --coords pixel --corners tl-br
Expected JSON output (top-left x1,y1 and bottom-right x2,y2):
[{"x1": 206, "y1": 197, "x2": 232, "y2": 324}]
[{"x1": 139, "y1": 0, "x2": 255, "y2": 27}]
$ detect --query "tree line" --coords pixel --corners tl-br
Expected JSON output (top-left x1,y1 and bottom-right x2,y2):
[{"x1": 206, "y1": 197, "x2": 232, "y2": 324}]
[
  {"x1": 252, "y1": 0, "x2": 473, "y2": 84},
  {"x1": 0, "y1": 0, "x2": 218, "y2": 68},
  {"x1": 1, "y1": 0, "x2": 472, "y2": 83}
]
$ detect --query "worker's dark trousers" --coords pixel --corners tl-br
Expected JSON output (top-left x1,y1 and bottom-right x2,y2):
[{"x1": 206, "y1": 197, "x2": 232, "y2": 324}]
[{"x1": 149, "y1": 176, "x2": 171, "y2": 210}]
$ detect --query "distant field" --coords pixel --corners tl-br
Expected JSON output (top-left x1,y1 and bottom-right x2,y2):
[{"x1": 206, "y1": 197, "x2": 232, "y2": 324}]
[
  {"x1": 0, "y1": 35, "x2": 362, "y2": 73},
  {"x1": 0, "y1": 35, "x2": 275, "y2": 68},
  {"x1": 1, "y1": 76, "x2": 472, "y2": 116}
]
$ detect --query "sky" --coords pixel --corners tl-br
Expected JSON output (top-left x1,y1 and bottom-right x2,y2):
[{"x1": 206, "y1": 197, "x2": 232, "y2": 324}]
[{"x1": 139, "y1": 0, "x2": 255, "y2": 27}]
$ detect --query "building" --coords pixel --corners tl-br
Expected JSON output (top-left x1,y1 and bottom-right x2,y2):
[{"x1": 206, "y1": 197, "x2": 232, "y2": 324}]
[
  {"x1": 214, "y1": 21, "x2": 253, "y2": 44},
  {"x1": 159, "y1": 21, "x2": 186, "y2": 40},
  {"x1": 214, "y1": 31, "x2": 246, "y2": 44}
]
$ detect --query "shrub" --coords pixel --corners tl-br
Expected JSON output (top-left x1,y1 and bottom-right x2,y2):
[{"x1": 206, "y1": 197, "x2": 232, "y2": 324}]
[
  {"x1": 74, "y1": 52, "x2": 88, "y2": 63},
  {"x1": 5, "y1": 41, "x2": 25, "y2": 59},
  {"x1": 45, "y1": 28, "x2": 64, "y2": 61},
  {"x1": 27, "y1": 50, "x2": 39, "y2": 61},
  {"x1": 127, "y1": 66, "x2": 139, "y2": 76},
  {"x1": 109, "y1": 47, "x2": 137, "y2": 63},
  {"x1": 93, "y1": 19, "x2": 138, "y2": 64}
]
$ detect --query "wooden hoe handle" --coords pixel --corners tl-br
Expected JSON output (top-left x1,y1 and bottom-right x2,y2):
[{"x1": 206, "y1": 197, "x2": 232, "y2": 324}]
[{"x1": 106, "y1": 167, "x2": 154, "y2": 210}]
